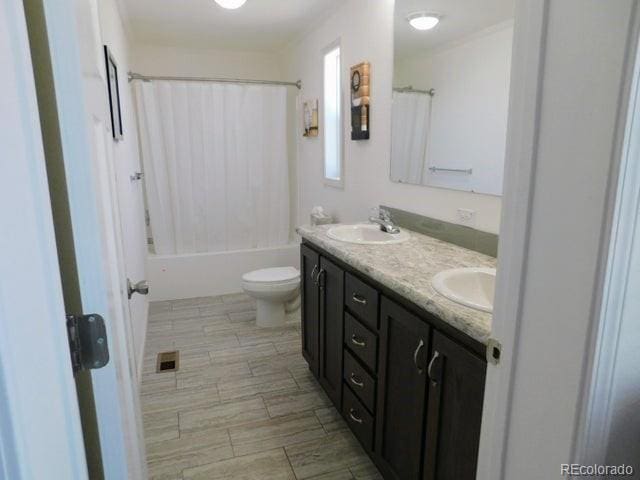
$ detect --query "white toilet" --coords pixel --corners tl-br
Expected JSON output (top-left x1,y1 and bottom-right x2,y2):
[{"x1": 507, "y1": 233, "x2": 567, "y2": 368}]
[{"x1": 241, "y1": 267, "x2": 300, "y2": 327}]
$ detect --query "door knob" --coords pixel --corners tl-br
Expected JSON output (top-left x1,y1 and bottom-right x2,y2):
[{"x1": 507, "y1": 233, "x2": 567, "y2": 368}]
[{"x1": 127, "y1": 279, "x2": 149, "y2": 299}]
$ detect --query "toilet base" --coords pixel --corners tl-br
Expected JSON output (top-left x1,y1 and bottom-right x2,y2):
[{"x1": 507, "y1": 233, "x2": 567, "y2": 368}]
[{"x1": 256, "y1": 299, "x2": 286, "y2": 327}]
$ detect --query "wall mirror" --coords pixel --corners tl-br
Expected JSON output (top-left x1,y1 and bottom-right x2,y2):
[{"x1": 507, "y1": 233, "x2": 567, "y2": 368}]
[{"x1": 391, "y1": 0, "x2": 515, "y2": 195}]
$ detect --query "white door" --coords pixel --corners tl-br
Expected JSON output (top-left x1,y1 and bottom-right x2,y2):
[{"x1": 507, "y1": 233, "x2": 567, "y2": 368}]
[
  {"x1": 38, "y1": 0, "x2": 146, "y2": 478},
  {"x1": 0, "y1": 2, "x2": 88, "y2": 478}
]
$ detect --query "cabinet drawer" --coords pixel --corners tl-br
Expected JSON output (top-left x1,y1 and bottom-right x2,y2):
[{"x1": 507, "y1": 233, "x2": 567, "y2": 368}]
[
  {"x1": 344, "y1": 313, "x2": 378, "y2": 372},
  {"x1": 342, "y1": 385, "x2": 374, "y2": 451},
  {"x1": 343, "y1": 350, "x2": 376, "y2": 412},
  {"x1": 345, "y1": 273, "x2": 379, "y2": 330}
]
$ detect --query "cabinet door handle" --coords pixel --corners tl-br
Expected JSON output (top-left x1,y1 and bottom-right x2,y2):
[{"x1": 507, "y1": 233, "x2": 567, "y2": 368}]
[
  {"x1": 427, "y1": 351, "x2": 440, "y2": 385},
  {"x1": 311, "y1": 264, "x2": 318, "y2": 284},
  {"x1": 351, "y1": 334, "x2": 366, "y2": 348},
  {"x1": 317, "y1": 268, "x2": 325, "y2": 290},
  {"x1": 348, "y1": 408, "x2": 363, "y2": 424},
  {"x1": 413, "y1": 339, "x2": 425, "y2": 374},
  {"x1": 349, "y1": 373, "x2": 364, "y2": 388},
  {"x1": 352, "y1": 293, "x2": 367, "y2": 305}
]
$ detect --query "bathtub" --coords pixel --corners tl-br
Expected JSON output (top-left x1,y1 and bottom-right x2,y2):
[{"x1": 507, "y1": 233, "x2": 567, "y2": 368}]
[{"x1": 146, "y1": 243, "x2": 300, "y2": 301}]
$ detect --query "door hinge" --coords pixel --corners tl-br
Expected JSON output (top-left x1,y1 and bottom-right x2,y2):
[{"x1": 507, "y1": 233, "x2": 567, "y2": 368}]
[
  {"x1": 486, "y1": 338, "x2": 502, "y2": 366},
  {"x1": 66, "y1": 314, "x2": 110, "y2": 373}
]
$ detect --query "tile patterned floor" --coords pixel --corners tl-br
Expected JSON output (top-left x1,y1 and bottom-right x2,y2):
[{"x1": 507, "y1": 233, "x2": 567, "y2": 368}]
[{"x1": 141, "y1": 293, "x2": 383, "y2": 480}]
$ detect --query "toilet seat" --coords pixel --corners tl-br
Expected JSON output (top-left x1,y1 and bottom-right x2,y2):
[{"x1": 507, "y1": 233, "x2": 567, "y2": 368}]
[{"x1": 242, "y1": 267, "x2": 300, "y2": 285}]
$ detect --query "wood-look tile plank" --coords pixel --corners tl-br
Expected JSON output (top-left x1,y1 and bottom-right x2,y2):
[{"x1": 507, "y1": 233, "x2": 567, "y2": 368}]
[
  {"x1": 142, "y1": 385, "x2": 219, "y2": 415},
  {"x1": 140, "y1": 372, "x2": 177, "y2": 396},
  {"x1": 228, "y1": 411, "x2": 326, "y2": 457},
  {"x1": 176, "y1": 362, "x2": 251, "y2": 390},
  {"x1": 350, "y1": 461, "x2": 383, "y2": 480},
  {"x1": 285, "y1": 431, "x2": 371, "y2": 479},
  {"x1": 147, "y1": 426, "x2": 233, "y2": 480},
  {"x1": 143, "y1": 410, "x2": 180, "y2": 445},
  {"x1": 307, "y1": 470, "x2": 354, "y2": 480},
  {"x1": 170, "y1": 296, "x2": 223, "y2": 310},
  {"x1": 248, "y1": 352, "x2": 307, "y2": 377},
  {"x1": 179, "y1": 397, "x2": 269, "y2": 433},
  {"x1": 314, "y1": 407, "x2": 347, "y2": 433},
  {"x1": 217, "y1": 371, "x2": 298, "y2": 402},
  {"x1": 200, "y1": 301, "x2": 256, "y2": 317},
  {"x1": 209, "y1": 342, "x2": 278, "y2": 366},
  {"x1": 182, "y1": 448, "x2": 295, "y2": 480},
  {"x1": 263, "y1": 388, "x2": 332, "y2": 418},
  {"x1": 236, "y1": 325, "x2": 299, "y2": 347}
]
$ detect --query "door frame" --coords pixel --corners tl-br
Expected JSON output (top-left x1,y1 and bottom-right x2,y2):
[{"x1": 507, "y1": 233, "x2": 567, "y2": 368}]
[{"x1": 0, "y1": 1, "x2": 88, "y2": 478}]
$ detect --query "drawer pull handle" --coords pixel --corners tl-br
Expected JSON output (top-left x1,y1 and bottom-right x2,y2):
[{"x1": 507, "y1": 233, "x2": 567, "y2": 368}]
[
  {"x1": 311, "y1": 264, "x2": 318, "y2": 284},
  {"x1": 350, "y1": 373, "x2": 364, "y2": 388},
  {"x1": 413, "y1": 339, "x2": 425, "y2": 374},
  {"x1": 349, "y1": 408, "x2": 363, "y2": 424},
  {"x1": 351, "y1": 335, "x2": 366, "y2": 348},
  {"x1": 352, "y1": 293, "x2": 367, "y2": 305}
]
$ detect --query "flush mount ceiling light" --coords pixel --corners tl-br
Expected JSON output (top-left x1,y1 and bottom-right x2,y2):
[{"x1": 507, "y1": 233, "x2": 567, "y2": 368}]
[
  {"x1": 214, "y1": 0, "x2": 247, "y2": 9},
  {"x1": 407, "y1": 12, "x2": 441, "y2": 31}
]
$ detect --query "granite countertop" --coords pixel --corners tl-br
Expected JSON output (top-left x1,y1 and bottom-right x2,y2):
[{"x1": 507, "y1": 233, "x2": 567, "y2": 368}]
[{"x1": 296, "y1": 224, "x2": 496, "y2": 345}]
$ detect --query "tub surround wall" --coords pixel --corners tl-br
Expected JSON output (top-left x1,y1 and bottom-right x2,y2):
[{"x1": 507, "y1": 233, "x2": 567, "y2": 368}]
[
  {"x1": 146, "y1": 244, "x2": 299, "y2": 301},
  {"x1": 297, "y1": 224, "x2": 495, "y2": 344}
]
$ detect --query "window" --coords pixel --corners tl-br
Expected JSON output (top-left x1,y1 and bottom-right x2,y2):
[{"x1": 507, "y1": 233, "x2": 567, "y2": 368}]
[{"x1": 323, "y1": 43, "x2": 343, "y2": 187}]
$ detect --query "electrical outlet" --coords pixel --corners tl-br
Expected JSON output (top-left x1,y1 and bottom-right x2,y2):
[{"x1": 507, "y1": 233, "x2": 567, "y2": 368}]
[{"x1": 457, "y1": 208, "x2": 476, "y2": 227}]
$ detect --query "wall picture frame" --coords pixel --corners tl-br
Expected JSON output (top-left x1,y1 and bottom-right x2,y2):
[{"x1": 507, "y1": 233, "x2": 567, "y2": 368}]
[
  {"x1": 303, "y1": 99, "x2": 319, "y2": 137},
  {"x1": 104, "y1": 45, "x2": 123, "y2": 141}
]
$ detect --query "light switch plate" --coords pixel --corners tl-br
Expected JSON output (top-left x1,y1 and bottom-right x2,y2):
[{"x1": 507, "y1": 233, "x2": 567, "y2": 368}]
[{"x1": 457, "y1": 208, "x2": 476, "y2": 227}]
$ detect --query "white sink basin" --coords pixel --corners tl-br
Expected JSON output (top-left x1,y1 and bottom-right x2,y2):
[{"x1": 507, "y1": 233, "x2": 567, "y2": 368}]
[
  {"x1": 326, "y1": 224, "x2": 411, "y2": 245},
  {"x1": 432, "y1": 267, "x2": 496, "y2": 313}
]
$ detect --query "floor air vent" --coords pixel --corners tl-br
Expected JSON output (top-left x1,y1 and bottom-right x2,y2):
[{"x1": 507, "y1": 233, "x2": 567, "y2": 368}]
[{"x1": 156, "y1": 351, "x2": 179, "y2": 373}]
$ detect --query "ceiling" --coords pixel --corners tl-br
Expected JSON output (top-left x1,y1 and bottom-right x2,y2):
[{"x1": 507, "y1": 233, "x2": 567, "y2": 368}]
[
  {"x1": 395, "y1": 0, "x2": 515, "y2": 58},
  {"x1": 118, "y1": 0, "x2": 343, "y2": 52}
]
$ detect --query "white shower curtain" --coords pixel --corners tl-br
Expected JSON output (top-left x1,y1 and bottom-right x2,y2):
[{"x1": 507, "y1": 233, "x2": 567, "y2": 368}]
[
  {"x1": 390, "y1": 91, "x2": 431, "y2": 184},
  {"x1": 134, "y1": 81, "x2": 290, "y2": 255}
]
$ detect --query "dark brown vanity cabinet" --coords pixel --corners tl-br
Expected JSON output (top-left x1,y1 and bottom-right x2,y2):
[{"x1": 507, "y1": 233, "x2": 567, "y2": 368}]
[
  {"x1": 300, "y1": 242, "x2": 487, "y2": 480},
  {"x1": 376, "y1": 298, "x2": 432, "y2": 480},
  {"x1": 422, "y1": 332, "x2": 486, "y2": 480},
  {"x1": 300, "y1": 245, "x2": 344, "y2": 407},
  {"x1": 300, "y1": 244, "x2": 320, "y2": 376}
]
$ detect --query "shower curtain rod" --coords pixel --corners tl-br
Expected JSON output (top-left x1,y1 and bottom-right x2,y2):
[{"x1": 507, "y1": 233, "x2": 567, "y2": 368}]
[
  {"x1": 393, "y1": 86, "x2": 435, "y2": 96},
  {"x1": 128, "y1": 72, "x2": 302, "y2": 89}
]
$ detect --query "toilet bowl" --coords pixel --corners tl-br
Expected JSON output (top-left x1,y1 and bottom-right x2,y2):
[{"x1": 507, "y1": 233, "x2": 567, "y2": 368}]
[{"x1": 241, "y1": 267, "x2": 300, "y2": 327}]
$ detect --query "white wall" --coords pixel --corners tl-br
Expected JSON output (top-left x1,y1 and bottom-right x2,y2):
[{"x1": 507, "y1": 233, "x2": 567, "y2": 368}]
[
  {"x1": 130, "y1": 44, "x2": 284, "y2": 80},
  {"x1": 97, "y1": 0, "x2": 149, "y2": 375},
  {"x1": 283, "y1": 0, "x2": 502, "y2": 234},
  {"x1": 395, "y1": 22, "x2": 513, "y2": 195}
]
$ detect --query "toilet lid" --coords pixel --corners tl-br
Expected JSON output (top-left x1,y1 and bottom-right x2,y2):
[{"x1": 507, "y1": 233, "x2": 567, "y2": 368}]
[{"x1": 242, "y1": 266, "x2": 300, "y2": 284}]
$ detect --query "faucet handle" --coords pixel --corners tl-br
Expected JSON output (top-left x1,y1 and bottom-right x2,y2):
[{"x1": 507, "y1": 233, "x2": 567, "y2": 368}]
[{"x1": 379, "y1": 208, "x2": 392, "y2": 222}]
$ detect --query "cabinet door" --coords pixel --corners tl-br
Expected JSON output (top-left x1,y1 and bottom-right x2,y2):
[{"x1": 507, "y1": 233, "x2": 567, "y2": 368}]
[
  {"x1": 300, "y1": 244, "x2": 320, "y2": 376},
  {"x1": 375, "y1": 297, "x2": 431, "y2": 480},
  {"x1": 423, "y1": 331, "x2": 486, "y2": 480},
  {"x1": 318, "y1": 256, "x2": 344, "y2": 407}
]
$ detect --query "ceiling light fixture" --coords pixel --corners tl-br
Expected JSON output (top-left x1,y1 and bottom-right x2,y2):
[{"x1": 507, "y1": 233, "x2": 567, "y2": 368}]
[
  {"x1": 214, "y1": 0, "x2": 247, "y2": 9},
  {"x1": 407, "y1": 12, "x2": 440, "y2": 31}
]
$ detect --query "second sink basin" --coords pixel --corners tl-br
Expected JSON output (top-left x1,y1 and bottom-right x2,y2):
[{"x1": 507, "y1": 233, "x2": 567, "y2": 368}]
[
  {"x1": 432, "y1": 267, "x2": 496, "y2": 313},
  {"x1": 327, "y1": 224, "x2": 411, "y2": 245}
]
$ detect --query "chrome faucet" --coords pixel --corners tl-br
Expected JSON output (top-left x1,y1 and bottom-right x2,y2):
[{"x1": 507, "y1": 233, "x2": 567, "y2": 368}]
[{"x1": 369, "y1": 208, "x2": 400, "y2": 234}]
